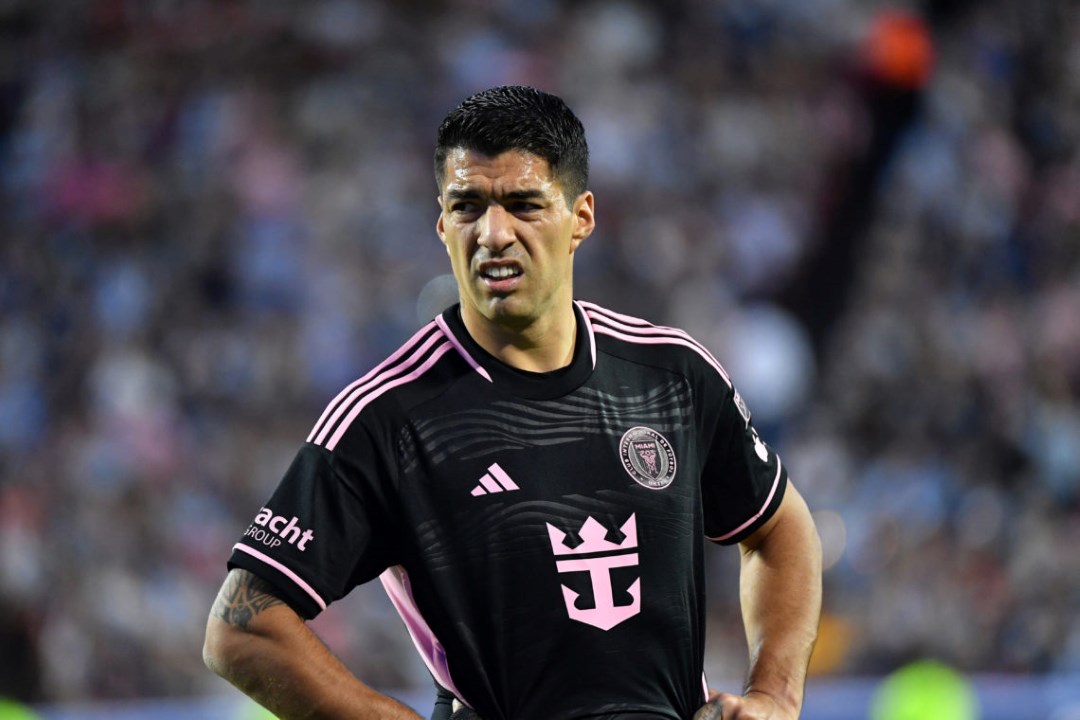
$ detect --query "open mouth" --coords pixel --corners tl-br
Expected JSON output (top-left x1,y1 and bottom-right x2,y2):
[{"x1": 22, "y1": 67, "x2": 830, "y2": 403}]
[{"x1": 480, "y1": 266, "x2": 524, "y2": 280}]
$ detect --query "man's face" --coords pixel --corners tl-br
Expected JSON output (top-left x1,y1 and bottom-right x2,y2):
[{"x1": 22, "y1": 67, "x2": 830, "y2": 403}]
[{"x1": 437, "y1": 148, "x2": 594, "y2": 332}]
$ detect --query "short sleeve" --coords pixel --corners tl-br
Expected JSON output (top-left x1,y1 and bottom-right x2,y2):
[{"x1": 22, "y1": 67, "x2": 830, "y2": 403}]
[
  {"x1": 228, "y1": 439, "x2": 399, "y2": 619},
  {"x1": 700, "y1": 384, "x2": 788, "y2": 545}
]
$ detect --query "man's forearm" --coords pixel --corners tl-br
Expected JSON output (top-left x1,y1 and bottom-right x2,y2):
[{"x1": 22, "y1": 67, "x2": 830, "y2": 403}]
[
  {"x1": 204, "y1": 569, "x2": 422, "y2": 720},
  {"x1": 738, "y1": 486, "x2": 822, "y2": 716}
]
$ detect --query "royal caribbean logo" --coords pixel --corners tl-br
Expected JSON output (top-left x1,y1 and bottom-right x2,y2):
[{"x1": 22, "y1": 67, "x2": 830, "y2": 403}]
[
  {"x1": 546, "y1": 514, "x2": 640, "y2": 631},
  {"x1": 619, "y1": 426, "x2": 676, "y2": 490}
]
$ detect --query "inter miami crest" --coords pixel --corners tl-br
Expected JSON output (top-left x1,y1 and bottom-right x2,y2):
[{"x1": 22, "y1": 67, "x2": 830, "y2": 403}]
[{"x1": 619, "y1": 426, "x2": 677, "y2": 490}]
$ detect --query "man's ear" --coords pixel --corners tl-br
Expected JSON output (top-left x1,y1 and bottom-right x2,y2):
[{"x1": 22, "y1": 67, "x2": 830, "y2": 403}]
[
  {"x1": 436, "y1": 195, "x2": 446, "y2": 244},
  {"x1": 569, "y1": 191, "x2": 595, "y2": 252}
]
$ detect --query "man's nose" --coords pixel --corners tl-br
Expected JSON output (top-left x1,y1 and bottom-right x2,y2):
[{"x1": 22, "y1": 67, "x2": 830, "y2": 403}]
[{"x1": 477, "y1": 204, "x2": 516, "y2": 252}]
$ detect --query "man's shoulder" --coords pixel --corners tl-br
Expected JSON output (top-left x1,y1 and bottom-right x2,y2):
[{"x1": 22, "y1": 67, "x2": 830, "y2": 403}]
[
  {"x1": 577, "y1": 300, "x2": 732, "y2": 388},
  {"x1": 304, "y1": 318, "x2": 484, "y2": 453},
  {"x1": 577, "y1": 300, "x2": 703, "y2": 345}
]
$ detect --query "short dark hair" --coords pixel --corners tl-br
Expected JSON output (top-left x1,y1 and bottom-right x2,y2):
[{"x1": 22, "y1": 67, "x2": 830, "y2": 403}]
[{"x1": 434, "y1": 85, "x2": 590, "y2": 204}]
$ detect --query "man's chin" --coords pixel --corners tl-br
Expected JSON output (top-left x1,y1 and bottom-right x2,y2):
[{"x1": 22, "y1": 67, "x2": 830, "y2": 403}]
[{"x1": 475, "y1": 296, "x2": 534, "y2": 327}]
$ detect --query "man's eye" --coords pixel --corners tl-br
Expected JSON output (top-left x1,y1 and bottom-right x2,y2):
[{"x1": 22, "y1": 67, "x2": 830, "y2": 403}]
[
  {"x1": 508, "y1": 202, "x2": 541, "y2": 213},
  {"x1": 452, "y1": 202, "x2": 479, "y2": 214}
]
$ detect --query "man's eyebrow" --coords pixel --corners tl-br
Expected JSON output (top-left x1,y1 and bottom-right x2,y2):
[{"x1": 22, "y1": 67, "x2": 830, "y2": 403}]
[
  {"x1": 503, "y1": 189, "x2": 545, "y2": 201},
  {"x1": 444, "y1": 188, "x2": 547, "y2": 202},
  {"x1": 445, "y1": 188, "x2": 481, "y2": 202}
]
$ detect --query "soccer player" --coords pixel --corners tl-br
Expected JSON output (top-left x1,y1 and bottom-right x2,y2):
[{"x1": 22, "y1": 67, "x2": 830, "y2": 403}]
[{"x1": 203, "y1": 86, "x2": 822, "y2": 720}]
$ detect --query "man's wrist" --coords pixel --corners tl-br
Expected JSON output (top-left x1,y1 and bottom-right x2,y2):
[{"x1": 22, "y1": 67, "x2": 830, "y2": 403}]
[{"x1": 743, "y1": 688, "x2": 801, "y2": 719}]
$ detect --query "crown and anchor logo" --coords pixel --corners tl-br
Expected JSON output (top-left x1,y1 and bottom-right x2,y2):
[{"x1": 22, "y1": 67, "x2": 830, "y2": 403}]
[{"x1": 545, "y1": 514, "x2": 640, "y2": 631}]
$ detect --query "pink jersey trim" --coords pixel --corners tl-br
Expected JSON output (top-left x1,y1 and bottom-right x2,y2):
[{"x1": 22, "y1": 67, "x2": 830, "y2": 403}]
[
  {"x1": 232, "y1": 543, "x2": 328, "y2": 611},
  {"x1": 435, "y1": 314, "x2": 493, "y2": 383},
  {"x1": 307, "y1": 322, "x2": 439, "y2": 443},
  {"x1": 590, "y1": 323, "x2": 733, "y2": 389},
  {"x1": 582, "y1": 304, "x2": 732, "y2": 387},
  {"x1": 325, "y1": 342, "x2": 454, "y2": 451},
  {"x1": 313, "y1": 331, "x2": 447, "y2": 447},
  {"x1": 708, "y1": 459, "x2": 783, "y2": 542},
  {"x1": 380, "y1": 566, "x2": 469, "y2": 706},
  {"x1": 574, "y1": 300, "x2": 598, "y2": 370}
]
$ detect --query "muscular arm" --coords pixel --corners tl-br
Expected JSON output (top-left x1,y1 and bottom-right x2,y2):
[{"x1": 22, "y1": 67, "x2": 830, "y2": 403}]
[
  {"x1": 203, "y1": 569, "x2": 422, "y2": 720},
  {"x1": 709, "y1": 483, "x2": 822, "y2": 720}
]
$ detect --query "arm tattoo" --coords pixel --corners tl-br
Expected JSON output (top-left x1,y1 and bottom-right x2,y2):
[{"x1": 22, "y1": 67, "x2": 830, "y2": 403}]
[
  {"x1": 212, "y1": 570, "x2": 286, "y2": 630},
  {"x1": 693, "y1": 700, "x2": 724, "y2": 720}
]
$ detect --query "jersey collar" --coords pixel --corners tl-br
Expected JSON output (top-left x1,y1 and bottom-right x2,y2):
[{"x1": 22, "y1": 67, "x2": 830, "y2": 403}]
[{"x1": 438, "y1": 302, "x2": 596, "y2": 400}]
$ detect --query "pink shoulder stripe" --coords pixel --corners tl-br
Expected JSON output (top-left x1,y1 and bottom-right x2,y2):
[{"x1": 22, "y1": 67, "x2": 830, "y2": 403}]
[
  {"x1": 435, "y1": 314, "x2": 493, "y2": 382},
  {"x1": 583, "y1": 303, "x2": 730, "y2": 383},
  {"x1": 588, "y1": 313, "x2": 732, "y2": 388},
  {"x1": 577, "y1": 300, "x2": 653, "y2": 327},
  {"x1": 324, "y1": 341, "x2": 454, "y2": 451},
  {"x1": 311, "y1": 330, "x2": 447, "y2": 447},
  {"x1": 307, "y1": 322, "x2": 439, "y2": 443},
  {"x1": 232, "y1": 543, "x2": 328, "y2": 611},
  {"x1": 574, "y1": 300, "x2": 598, "y2": 370},
  {"x1": 380, "y1": 566, "x2": 470, "y2": 707},
  {"x1": 708, "y1": 459, "x2": 783, "y2": 543}
]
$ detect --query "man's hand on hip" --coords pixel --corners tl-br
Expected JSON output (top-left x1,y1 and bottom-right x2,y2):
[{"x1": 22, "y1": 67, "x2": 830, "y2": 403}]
[{"x1": 694, "y1": 690, "x2": 797, "y2": 720}]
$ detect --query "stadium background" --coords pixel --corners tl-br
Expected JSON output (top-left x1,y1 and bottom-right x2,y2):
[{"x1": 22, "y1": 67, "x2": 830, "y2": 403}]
[{"x1": 0, "y1": 0, "x2": 1078, "y2": 718}]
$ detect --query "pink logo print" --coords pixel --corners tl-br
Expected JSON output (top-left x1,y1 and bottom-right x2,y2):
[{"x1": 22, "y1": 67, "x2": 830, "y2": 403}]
[
  {"x1": 546, "y1": 515, "x2": 640, "y2": 631},
  {"x1": 635, "y1": 442, "x2": 659, "y2": 475},
  {"x1": 470, "y1": 463, "x2": 520, "y2": 496}
]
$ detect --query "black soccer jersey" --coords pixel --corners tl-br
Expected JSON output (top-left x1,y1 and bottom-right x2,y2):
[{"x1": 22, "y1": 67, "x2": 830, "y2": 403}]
[{"x1": 228, "y1": 300, "x2": 788, "y2": 720}]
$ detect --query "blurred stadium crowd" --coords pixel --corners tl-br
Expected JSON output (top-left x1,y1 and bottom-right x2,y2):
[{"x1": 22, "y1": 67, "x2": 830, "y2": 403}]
[{"x1": 0, "y1": 0, "x2": 1078, "y2": 707}]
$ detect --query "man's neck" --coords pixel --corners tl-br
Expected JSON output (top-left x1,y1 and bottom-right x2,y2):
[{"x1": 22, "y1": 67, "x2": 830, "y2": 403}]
[{"x1": 460, "y1": 303, "x2": 578, "y2": 374}]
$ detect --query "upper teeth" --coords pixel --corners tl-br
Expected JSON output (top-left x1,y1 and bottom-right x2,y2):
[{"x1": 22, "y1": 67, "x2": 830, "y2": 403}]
[{"x1": 485, "y1": 267, "x2": 520, "y2": 279}]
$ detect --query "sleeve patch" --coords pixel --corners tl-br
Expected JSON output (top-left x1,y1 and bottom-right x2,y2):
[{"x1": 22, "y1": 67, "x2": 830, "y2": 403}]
[{"x1": 733, "y1": 388, "x2": 751, "y2": 427}]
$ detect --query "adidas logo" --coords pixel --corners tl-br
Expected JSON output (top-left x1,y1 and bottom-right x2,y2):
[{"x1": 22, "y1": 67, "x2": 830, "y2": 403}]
[{"x1": 470, "y1": 463, "x2": 519, "y2": 496}]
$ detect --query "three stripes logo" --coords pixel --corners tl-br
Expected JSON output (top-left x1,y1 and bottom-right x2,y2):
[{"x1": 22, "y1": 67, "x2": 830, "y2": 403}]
[{"x1": 470, "y1": 463, "x2": 519, "y2": 496}]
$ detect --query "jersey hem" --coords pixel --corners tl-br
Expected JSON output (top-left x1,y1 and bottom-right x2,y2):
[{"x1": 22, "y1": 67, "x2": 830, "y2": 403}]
[
  {"x1": 228, "y1": 546, "x2": 327, "y2": 620},
  {"x1": 707, "y1": 459, "x2": 788, "y2": 545}
]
